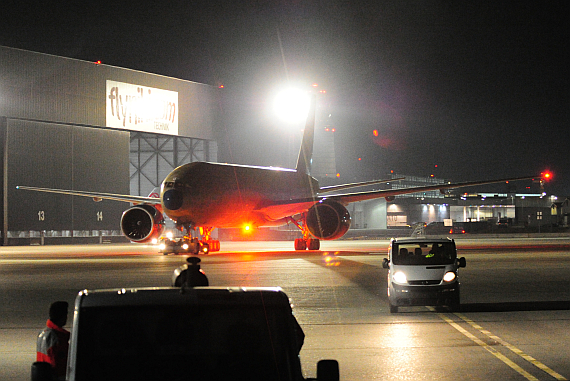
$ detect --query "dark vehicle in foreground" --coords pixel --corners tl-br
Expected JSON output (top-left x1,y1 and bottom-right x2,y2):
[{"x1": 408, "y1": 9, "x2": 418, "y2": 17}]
[
  {"x1": 61, "y1": 286, "x2": 337, "y2": 381},
  {"x1": 382, "y1": 237, "x2": 466, "y2": 313}
]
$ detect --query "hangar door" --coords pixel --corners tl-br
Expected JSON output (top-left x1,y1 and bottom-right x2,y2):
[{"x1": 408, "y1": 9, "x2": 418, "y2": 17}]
[
  {"x1": 129, "y1": 132, "x2": 217, "y2": 197},
  {"x1": 1, "y1": 118, "x2": 129, "y2": 245}
]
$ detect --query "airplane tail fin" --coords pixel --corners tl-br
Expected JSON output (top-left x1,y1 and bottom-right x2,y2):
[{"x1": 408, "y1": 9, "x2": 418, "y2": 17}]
[{"x1": 295, "y1": 95, "x2": 316, "y2": 175}]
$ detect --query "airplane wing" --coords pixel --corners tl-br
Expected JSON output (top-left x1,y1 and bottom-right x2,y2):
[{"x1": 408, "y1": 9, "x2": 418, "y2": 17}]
[
  {"x1": 254, "y1": 175, "x2": 538, "y2": 221},
  {"x1": 322, "y1": 176, "x2": 539, "y2": 204},
  {"x1": 319, "y1": 177, "x2": 404, "y2": 193},
  {"x1": 15, "y1": 186, "x2": 160, "y2": 204}
]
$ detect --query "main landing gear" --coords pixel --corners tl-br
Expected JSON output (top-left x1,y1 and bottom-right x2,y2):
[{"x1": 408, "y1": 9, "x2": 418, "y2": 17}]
[
  {"x1": 289, "y1": 214, "x2": 320, "y2": 251},
  {"x1": 294, "y1": 237, "x2": 320, "y2": 250}
]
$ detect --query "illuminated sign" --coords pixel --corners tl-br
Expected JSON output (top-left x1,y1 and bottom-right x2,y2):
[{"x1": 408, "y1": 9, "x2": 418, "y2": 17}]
[{"x1": 106, "y1": 80, "x2": 178, "y2": 135}]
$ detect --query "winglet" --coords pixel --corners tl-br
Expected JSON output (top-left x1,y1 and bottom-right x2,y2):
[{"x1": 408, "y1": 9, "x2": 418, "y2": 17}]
[{"x1": 295, "y1": 95, "x2": 316, "y2": 175}]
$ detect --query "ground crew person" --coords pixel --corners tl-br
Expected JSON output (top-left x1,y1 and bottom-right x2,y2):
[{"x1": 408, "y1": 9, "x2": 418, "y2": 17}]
[{"x1": 36, "y1": 301, "x2": 70, "y2": 380}]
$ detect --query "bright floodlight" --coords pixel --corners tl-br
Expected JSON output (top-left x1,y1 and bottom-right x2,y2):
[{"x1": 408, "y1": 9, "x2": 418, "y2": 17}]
[{"x1": 273, "y1": 88, "x2": 311, "y2": 124}]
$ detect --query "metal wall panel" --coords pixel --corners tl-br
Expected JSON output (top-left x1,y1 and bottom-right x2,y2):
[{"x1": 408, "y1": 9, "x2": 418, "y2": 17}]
[
  {"x1": 0, "y1": 46, "x2": 217, "y2": 140},
  {"x1": 7, "y1": 119, "x2": 74, "y2": 231},
  {"x1": 6, "y1": 119, "x2": 129, "y2": 232},
  {"x1": 129, "y1": 132, "x2": 217, "y2": 197},
  {"x1": 70, "y1": 127, "x2": 130, "y2": 230}
]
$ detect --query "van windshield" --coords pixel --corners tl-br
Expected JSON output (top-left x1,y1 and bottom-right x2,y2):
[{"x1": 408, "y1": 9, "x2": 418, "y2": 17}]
[
  {"x1": 74, "y1": 304, "x2": 302, "y2": 381},
  {"x1": 392, "y1": 241, "x2": 456, "y2": 265}
]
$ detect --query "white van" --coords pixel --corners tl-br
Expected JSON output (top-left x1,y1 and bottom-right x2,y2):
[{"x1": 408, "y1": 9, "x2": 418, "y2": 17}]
[{"x1": 382, "y1": 237, "x2": 466, "y2": 313}]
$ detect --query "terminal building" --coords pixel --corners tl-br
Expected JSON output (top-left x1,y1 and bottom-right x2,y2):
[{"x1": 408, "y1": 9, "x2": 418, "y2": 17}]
[
  {"x1": 0, "y1": 46, "x2": 562, "y2": 245},
  {"x1": 346, "y1": 174, "x2": 559, "y2": 237}
]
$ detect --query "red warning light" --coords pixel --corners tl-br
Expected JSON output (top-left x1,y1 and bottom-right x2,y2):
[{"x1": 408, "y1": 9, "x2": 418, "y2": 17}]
[
  {"x1": 373, "y1": 130, "x2": 379, "y2": 137},
  {"x1": 94, "y1": 60, "x2": 102, "y2": 65},
  {"x1": 336, "y1": 173, "x2": 340, "y2": 178},
  {"x1": 358, "y1": 158, "x2": 362, "y2": 161},
  {"x1": 218, "y1": 84, "x2": 224, "y2": 89},
  {"x1": 542, "y1": 171, "x2": 552, "y2": 180}
]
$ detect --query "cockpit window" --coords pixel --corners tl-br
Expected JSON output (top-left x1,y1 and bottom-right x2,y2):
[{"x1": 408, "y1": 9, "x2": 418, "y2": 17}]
[
  {"x1": 164, "y1": 181, "x2": 184, "y2": 188},
  {"x1": 393, "y1": 242, "x2": 456, "y2": 265}
]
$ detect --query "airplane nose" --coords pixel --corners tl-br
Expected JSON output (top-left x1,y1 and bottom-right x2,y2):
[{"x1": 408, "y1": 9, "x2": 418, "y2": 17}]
[{"x1": 163, "y1": 189, "x2": 183, "y2": 210}]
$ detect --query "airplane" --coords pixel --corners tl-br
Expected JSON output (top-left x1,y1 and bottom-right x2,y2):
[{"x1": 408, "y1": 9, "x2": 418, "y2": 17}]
[{"x1": 17, "y1": 96, "x2": 541, "y2": 253}]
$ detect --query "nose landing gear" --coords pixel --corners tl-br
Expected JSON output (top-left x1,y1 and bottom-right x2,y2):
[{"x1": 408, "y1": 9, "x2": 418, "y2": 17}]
[{"x1": 160, "y1": 225, "x2": 221, "y2": 255}]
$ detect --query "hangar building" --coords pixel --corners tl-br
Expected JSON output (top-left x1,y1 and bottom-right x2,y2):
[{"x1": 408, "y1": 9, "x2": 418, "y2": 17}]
[{"x1": 0, "y1": 46, "x2": 218, "y2": 245}]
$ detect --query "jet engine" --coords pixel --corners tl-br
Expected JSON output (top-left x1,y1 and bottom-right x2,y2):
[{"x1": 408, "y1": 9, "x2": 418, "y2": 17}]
[
  {"x1": 120, "y1": 204, "x2": 165, "y2": 243},
  {"x1": 306, "y1": 199, "x2": 351, "y2": 240}
]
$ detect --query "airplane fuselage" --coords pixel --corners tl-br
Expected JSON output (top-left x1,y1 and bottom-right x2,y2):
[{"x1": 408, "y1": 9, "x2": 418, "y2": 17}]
[{"x1": 160, "y1": 162, "x2": 320, "y2": 229}]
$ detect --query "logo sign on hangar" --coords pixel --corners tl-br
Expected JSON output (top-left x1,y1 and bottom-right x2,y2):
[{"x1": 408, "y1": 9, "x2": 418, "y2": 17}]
[{"x1": 106, "y1": 80, "x2": 178, "y2": 135}]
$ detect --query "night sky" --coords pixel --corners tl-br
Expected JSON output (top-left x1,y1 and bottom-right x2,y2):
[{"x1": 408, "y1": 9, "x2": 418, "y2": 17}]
[{"x1": 1, "y1": 1, "x2": 568, "y2": 194}]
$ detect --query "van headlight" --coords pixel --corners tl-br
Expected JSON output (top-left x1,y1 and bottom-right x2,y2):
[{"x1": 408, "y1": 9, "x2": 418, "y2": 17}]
[
  {"x1": 443, "y1": 271, "x2": 456, "y2": 282},
  {"x1": 393, "y1": 271, "x2": 407, "y2": 284}
]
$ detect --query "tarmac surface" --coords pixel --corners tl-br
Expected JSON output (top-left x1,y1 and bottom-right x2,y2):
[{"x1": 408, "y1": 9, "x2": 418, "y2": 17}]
[{"x1": 1, "y1": 237, "x2": 569, "y2": 380}]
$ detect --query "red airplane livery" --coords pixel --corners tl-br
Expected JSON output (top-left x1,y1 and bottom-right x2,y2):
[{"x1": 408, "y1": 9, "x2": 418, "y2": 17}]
[{"x1": 17, "y1": 97, "x2": 540, "y2": 253}]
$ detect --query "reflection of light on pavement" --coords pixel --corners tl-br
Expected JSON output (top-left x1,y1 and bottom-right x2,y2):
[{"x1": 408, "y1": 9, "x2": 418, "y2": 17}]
[
  {"x1": 239, "y1": 254, "x2": 255, "y2": 261},
  {"x1": 382, "y1": 324, "x2": 426, "y2": 380},
  {"x1": 387, "y1": 324, "x2": 415, "y2": 347},
  {"x1": 322, "y1": 252, "x2": 340, "y2": 266}
]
